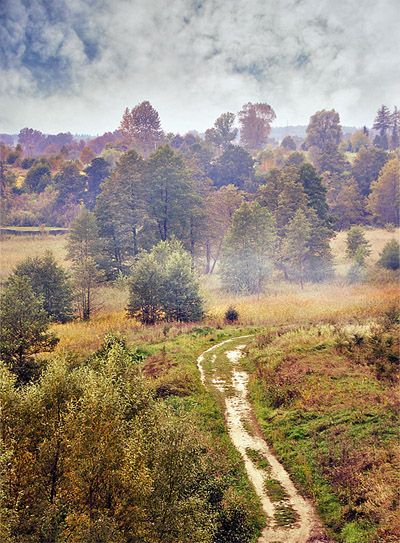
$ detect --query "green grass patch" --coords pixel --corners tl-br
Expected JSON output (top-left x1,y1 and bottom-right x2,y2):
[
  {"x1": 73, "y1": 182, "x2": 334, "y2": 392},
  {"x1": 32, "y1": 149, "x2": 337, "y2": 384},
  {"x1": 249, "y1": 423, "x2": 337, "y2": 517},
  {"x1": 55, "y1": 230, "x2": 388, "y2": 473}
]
[
  {"x1": 274, "y1": 504, "x2": 298, "y2": 526},
  {"x1": 264, "y1": 478, "x2": 288, "y2": 502},
  {"x1": 245, "y1": 448, "x2": 271, "y2": 472}
]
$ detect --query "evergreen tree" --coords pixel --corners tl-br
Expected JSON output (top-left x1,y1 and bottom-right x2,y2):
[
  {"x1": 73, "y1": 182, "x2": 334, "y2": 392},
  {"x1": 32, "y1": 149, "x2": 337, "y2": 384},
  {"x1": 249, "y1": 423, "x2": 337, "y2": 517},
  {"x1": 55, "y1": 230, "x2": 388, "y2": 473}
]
[
  {"x1": 24, "y1": 159, "x2": 51, "y2": 193},
  {"x1": 94, "y1": 149, "x2": 146, "y2": 277},
  {"x1": 54, "y1": 162, "x2": 86, "y2": 205},
  {"x1": 0, "y1": 276, "x2": 58, "y2": 382},
  {"x1": 83, "y1": 157, "x2": 110, "y2": 210},
  {"x1": 373, "y1": 105, "x2": 392, "y2": 142},
  {"x1": 145, "y1": 145, "x2": 197, "y2": 243},
  {"x1": 298, "y1": 162, "x2": 330, "y2": 225},
  {"x1": 352, "y1": 147, "x2": 389, "y2": 197},
  {"x1": 346, "y1": 226, "x2": 371, "y2": 260},
  {"x1": 390, "y1": 107, "x2": 400, "y2": 149},
  {"x1": 209, "y1": 144, "x2": 255, "y2": 191}
]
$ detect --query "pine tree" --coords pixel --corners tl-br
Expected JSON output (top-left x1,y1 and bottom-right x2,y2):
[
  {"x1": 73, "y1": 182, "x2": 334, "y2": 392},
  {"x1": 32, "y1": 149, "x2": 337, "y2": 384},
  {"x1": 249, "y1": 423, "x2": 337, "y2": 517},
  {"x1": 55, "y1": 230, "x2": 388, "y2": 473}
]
[{"x1": 373, "y1": 105, "x2": 392, "y2": 138}]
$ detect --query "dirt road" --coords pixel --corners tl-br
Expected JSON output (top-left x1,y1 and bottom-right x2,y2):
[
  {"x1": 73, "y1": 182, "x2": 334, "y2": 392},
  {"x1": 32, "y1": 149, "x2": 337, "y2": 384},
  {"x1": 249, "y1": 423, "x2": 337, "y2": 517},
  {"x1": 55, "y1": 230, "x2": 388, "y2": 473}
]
[{"x1": 197, "y1": 336, "x2": 327, "y2": 543}]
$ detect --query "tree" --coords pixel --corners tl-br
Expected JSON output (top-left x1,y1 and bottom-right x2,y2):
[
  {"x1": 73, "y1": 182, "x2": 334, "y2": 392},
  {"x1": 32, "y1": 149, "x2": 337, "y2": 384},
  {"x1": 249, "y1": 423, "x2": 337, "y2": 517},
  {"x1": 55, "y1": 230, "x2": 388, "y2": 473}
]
[
  {"x1": 298, "y1": 162, "x2": 330, "y2": 225},
  {"x1": 352, "y1": 147, "x2": 389, "y2": 197},
  {"x1": 331, "y1": 177, "x2": 366, "y2": 229},
  {"x1": 205, "y1": 112, "x2": 238, "y2": 150},
  {"x1": 94, "y1": 150, "x2": 146, "y2": 277},
  {"x1": 145, "y1": 145, "x2": 196, "y2": 243},
  {"x1": 219, "y1": 202, "x2": 276, "y2": 294},
  {"x1": 54, "y1": 162, "x2": 86, "y2": 205},
  {"x1": 304, "y1": 109, "x2": 342, "y2": 152},
  {"x1": 209, "y1": 144, "x2": 255, "y2": 191},
  {"x1": 83, "y1": 157, "x2": 110, "y2": 210},
  {"x1": 313, "y1": 142, "x2": 350, "y2": 175},
  {"x1": 24, "y1": 159, "x2": 51, "y2": 193},
  {"x1": 280, "y1": 135, "x2": 296, "y2": 150},
  {"x1": 281, "y1": 209, "x2": 311, "y2": 289},
  {"x1": 349, "y1": 129, "x2": 370, "y2": 152},
  {"x1": 67, "y1": 209, "x2": 104, "y2": 320},
  {"x1": 378, "y1": 239, "x2": 400, "y2": 270},
  {"x1": 162, "y1": 251, "x2": 203, "y2": 322},
  {"x1": 238, "y1": 102, "x2": 276, "y2": 150},
  {"x1": 10, "y1": 251, "x2": 73, "y2": 322},
  {"x1": 203, "y1": 184, "x2": 244, "y2": 274},
  {"x1": 80, "y1": 146, "x2": 96, "y2": 165},
  {"x1": 119, "y1": 101, "x2": 163, "y2": 156},
  {"x1": 18, "y1": 128, "x2": 44, "y2": 156},
  {"x1": 391, "y1": 106, "x2": 400, "y2": 149},
  {"x1": 346, "y1": 226, "x2": 371, "y2": 261},
  {"x1": 373, "y1": 105, "x2": 392, "y2": 138},
  {"x1": 127, "y1": 240, "x2": 203, "y2": 324},
  {"x1": 0, "y1": 276, "x2": 58, "y2": 382},
  {"x1": 367, "y1": 158, "x2": 400, "y2": 226}
]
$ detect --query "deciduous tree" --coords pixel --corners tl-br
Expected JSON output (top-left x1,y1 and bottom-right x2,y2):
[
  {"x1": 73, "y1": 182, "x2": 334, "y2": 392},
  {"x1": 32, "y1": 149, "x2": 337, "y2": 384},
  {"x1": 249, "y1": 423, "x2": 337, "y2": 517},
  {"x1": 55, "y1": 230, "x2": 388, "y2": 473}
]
[
  {"x1": 0, "y1": 276, "x2": 58, "y2": 382},
  {"x1": 219, "y1": 202, "x2": 276, "y2": 294},
  {"x1": 367, "y1": 158, "x2": 400, "y2": 226},
  {"x1": 119, "y1": 101, "x2": 163, "y2": 156},
  {"x1": 10, "y1": 251, "x2": 73, "y2": 322},
  {"x1": 238, "y1": 102, "x2": 276, "y2": 150},
  {"x1": 205, "y1": 112, "x2": 238, "y2": 150},
  {"x1": 67, "y1": 209, "x2": 104, "y2": 320},
  {"x1": 304, "y1": 109, "x2": 342, "y2": 152}
]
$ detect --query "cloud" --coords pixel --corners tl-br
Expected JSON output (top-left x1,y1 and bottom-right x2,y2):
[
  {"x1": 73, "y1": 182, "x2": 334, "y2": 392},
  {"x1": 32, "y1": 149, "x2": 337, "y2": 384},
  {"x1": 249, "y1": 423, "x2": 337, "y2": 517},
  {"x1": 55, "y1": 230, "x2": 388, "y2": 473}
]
[{"x1": 1, "y1": 0, "x2": 399, "y2": 134}]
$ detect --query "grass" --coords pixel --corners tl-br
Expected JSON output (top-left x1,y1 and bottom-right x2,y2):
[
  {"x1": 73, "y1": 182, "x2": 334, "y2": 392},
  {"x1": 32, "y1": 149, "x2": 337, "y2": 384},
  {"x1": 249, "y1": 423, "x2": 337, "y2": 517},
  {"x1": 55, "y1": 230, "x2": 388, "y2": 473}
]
[
  {"x1": 1, "y1": 228, "x2": 399, "y2": 542},
  {"x1": 244, "y1": 310, "x2": 399, "y2": 542},
  {"x1": 0, "y1": 232, "x2": 70, "y2": 284}
]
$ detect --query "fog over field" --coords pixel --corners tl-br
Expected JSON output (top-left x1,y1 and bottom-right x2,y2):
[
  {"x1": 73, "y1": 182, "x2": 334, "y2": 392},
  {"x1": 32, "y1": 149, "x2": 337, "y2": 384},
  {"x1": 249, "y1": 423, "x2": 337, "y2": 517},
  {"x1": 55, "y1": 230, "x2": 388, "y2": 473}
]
[{"x1": 1, "y1": 0, "x2": 399, "y2": 134}]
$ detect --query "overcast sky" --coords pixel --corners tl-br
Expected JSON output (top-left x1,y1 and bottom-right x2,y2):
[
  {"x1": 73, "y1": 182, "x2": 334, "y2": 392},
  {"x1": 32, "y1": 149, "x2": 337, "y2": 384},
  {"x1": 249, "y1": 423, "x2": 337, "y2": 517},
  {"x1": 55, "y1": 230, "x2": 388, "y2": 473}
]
[{"x1": 1, "y1": 0, "x2": 399, "y2": 136}]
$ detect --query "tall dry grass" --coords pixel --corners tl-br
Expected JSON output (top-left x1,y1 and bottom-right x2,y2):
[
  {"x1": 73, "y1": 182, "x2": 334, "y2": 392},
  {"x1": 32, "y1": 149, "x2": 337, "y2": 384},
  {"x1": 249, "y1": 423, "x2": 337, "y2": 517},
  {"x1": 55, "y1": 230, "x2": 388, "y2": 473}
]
[
  {"x1": 1, "y1": 229, "x2": 398, "y2": 357},
  {"x1": 0, "y1": 233, "x2": 70, "y2": 283}
]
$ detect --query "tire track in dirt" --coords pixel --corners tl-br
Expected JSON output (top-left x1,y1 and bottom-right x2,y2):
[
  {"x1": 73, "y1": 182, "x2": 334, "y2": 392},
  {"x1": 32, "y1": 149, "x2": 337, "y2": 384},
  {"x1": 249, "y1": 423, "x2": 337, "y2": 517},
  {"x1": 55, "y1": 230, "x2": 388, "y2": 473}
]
[{"x1": 197, "y1": 337, "x2": 323, "y2": 543}]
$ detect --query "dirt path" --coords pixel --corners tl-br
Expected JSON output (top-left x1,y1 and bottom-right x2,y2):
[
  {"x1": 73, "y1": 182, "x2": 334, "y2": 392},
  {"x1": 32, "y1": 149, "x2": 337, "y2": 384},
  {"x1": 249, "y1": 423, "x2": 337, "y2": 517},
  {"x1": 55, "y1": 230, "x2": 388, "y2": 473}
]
[{"x1": 197, "y1": 337, "x2": 323, "y2": 543}]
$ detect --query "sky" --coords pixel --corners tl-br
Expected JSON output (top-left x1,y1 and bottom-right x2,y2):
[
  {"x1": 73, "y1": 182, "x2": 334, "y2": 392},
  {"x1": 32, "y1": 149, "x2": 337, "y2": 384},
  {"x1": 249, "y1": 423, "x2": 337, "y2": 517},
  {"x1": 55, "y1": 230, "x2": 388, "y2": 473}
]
[{"x1": 1, "y1": 0, "x2": 399, "y2": 136}]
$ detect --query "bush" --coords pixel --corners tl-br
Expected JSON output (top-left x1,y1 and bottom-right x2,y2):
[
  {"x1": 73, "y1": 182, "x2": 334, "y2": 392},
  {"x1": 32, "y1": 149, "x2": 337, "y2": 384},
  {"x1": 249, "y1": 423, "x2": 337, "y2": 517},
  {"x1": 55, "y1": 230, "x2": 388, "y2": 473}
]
[
  {"x1": 225, "y1": 306, "x2": 239, "y2": 323},
  {"x1": 378, "y1": 239, "x2": 400, "y2": 270}
]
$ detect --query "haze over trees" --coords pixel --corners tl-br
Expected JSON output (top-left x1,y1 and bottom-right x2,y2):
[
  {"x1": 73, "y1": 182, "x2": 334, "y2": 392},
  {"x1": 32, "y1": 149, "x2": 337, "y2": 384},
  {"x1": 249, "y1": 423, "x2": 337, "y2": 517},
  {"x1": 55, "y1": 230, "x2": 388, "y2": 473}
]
[{"x1": 0, "y1": 99, "x2": 399, "y2": 300}]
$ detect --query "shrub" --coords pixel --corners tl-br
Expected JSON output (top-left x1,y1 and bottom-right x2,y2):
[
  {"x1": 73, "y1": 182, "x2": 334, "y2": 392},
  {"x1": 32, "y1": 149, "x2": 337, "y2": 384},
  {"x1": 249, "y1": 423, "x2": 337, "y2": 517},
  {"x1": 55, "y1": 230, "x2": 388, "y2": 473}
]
[
  {"x1": 378, "y1": 239, "x2": 400, "y2": 270},
  {"x1": 225, "y1": 306, "x2": 239, "y2": 323}
]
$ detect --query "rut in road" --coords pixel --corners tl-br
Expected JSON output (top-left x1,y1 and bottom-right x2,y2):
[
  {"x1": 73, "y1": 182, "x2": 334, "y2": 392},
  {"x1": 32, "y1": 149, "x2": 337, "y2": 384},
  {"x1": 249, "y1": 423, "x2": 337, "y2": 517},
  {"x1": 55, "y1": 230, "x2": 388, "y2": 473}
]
[{"x1": 197, "y1": 336, "x2": 326, "y2": 543}]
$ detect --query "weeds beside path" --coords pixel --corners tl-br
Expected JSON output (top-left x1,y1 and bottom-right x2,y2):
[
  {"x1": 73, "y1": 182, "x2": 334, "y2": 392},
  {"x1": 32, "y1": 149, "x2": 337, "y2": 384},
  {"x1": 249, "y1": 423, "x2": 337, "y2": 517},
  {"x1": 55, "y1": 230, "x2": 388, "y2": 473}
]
[{"x1": 197, "y1": 337, "x2": 331, "y2": 543}]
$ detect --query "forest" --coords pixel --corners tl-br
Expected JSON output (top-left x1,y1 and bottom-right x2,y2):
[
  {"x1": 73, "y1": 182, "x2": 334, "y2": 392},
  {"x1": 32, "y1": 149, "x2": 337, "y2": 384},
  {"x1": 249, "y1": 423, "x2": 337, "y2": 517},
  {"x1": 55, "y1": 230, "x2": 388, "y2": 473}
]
[{"x1": 0, "y1": 101, "x2": 399, "y2": 543}]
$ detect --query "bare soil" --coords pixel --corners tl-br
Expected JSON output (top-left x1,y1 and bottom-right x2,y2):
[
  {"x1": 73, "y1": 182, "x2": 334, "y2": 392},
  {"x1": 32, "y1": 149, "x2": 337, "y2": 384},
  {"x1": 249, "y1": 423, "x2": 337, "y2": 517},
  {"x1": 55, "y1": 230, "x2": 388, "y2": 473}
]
[{"x1": 197, "y1": 337, "x2": 332, "y2": 543}]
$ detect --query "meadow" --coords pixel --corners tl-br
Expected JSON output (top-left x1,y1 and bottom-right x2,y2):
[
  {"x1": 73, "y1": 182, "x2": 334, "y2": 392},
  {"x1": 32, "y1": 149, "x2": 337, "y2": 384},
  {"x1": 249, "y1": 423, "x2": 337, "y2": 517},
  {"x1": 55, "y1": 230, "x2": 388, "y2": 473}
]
[{"x1": 1, "y1": 227, "x2": 399, "y2": 542}]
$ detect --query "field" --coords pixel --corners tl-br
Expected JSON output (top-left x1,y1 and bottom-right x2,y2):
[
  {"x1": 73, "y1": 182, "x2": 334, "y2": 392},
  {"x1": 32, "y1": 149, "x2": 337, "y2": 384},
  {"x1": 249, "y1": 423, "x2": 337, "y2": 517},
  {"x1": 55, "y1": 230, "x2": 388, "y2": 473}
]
[
  {"x1": 1, "y1": 227, "x2": 398, "y2": 357},
  {"x1": 1, "y1": 228, "x2": 399, "y2": 542}
]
